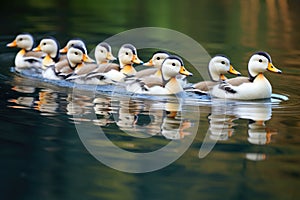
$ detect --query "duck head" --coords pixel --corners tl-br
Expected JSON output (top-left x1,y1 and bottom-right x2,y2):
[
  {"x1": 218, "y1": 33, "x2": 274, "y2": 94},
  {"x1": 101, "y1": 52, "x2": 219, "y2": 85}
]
[
  {"x1": 95, "y1": 42, "x2": 116, "y2": 64},
  {"x1": 248, "y1": 51, "x2": 282, "y2": 81},
  {"x1": 33, "y1": 37, "x2": 60, "y2": 60},
  {"x1": 67, "y1": 45, "x2": 95, "y2": 67},
  {"x1": 117, "y1": 44, "x2": 143, "y2": 68},
  {"x1": 6, "y1": 33, "x2": 34, "y2": 51},
  {"x1": 60, "y1": 39, "x2": 87, "y2": 54},
  {"x1": 161, "y1": 55, "x2": 193, "y2": 81},
  {"x1": 143, "y1": 50, "x2": 170, "y2": 68},
  {"x1": 208, "y1": 55, "x2": 241, "y2": 81}
]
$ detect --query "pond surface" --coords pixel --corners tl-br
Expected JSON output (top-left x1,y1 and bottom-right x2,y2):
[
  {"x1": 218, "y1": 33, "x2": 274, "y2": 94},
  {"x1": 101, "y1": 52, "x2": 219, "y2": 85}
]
[{"x1": 1, "y1": 0, "x2": 300, "y2": 200}]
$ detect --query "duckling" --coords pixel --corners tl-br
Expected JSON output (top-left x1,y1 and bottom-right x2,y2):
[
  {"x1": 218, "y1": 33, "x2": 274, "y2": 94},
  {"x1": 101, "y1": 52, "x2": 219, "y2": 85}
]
[
  {"x1": 126, "y1": 55, "x2": 193, "y2": 95},
  {"x1": 185, "y1": 55, "x2": 241, "y2": 94},
  {"x1": 43, "y1": 45, "x2": 94, "y2": 80},
  {"x1": 33, "y1": 36, "x2": 62, "y2": 69},
  {"x1": 83, "y1": 43, "x2": 143, "y2": 84},
  {"x1": 210, "y1": 51, "x2": 282, "y2": 100},
  {"x1": 6, "y1": 33, "x2": 45, "y2": 72}
]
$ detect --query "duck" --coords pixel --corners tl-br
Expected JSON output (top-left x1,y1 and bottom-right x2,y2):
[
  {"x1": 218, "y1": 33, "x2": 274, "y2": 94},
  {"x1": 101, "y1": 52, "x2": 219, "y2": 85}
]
[
  {"x1": 43, "y1": 45, "x2": 94, "y2": 80},
  {"x1": 33, "y1": 36, "x2": 62, "y2": 69},
  {"x1": 82, "y1": 43, "x2": 143, "y2": 84},
  {"x1": 126, "y1": 55, "x2": 193, "y2": 95},
  {"x1": 6, "y1": 33, "x2": 45, "y2": 72},
  {"x1": 184, "y1": 55, "x2": 241, "y2": 94},
  {"x1": 210, "y1": 51, "x2": 282, "y2": 100}
]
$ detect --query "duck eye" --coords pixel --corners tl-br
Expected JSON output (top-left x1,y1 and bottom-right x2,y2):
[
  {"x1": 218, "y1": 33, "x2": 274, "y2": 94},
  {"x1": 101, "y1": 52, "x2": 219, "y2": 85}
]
[
  {"x1": 172, "y1": 63, "x2": 176, "y2": 66},
  {"x1": 100, "y1": 50, "x2": 104, "y2": 53},
  {"x1": 125, "y1": 52, "x2": 129, "y2": 55},
  {"x1": 43, "y1": 42, "x2": 47, "y2": 46},
  {"x1": 74, "y1": 52, "x2": 78, "y2": 55},
  {"x1": 221, "y1": 61, "x2": 225, "y2": 65},
  {"x1": 19, "y1": 38, "x2": 23, "y2": 41},
  {"x1": 157, "y1": 57, "x2": 160, "y2": 60},
  {"x1": 259, "y1": 59, "x2": 262, "y2": 63}
]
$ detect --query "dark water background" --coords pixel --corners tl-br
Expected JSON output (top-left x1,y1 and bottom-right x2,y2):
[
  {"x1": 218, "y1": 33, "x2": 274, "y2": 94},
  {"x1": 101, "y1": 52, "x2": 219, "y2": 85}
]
[{"x1": 1, "y1": 0, "x2": 300, "y2": 199}]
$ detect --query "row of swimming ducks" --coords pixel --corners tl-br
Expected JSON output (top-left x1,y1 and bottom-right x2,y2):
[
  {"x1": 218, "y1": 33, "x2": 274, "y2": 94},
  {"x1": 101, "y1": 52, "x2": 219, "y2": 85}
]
[{"x1": 7, "y1": 33, "x2": 282, "y2": 100}]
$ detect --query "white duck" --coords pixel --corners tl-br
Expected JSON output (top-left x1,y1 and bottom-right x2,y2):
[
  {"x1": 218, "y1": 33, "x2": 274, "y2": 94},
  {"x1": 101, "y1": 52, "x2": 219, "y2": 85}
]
[
  {"x1": 126, "y1": 55, "x2": 193, "y2": 95},
  {"x1": 185, "y1": 55, "x2": 241, "y2": 94},
  {"x1": 210, "y1": 52, "x2": 282, "y2": 100},
  {"x1": 6, "y1": 33, "x2": 44, "y2": 72}
]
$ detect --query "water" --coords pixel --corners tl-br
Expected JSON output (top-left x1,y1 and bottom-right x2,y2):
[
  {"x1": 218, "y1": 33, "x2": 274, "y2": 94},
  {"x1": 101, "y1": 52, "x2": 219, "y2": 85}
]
[{"x1": 1, "y1": 0, "x2": 300, "y2": 199}]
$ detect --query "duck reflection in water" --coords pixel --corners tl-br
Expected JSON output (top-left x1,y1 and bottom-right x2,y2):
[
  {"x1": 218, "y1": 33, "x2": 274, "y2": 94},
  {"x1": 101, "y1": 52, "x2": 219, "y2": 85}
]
[
  {"x1": 93, "y1": 96, "x2": 116, "y2": 126},
  {"x1": 8, "y1": 85, "x2": 36, "y2": 109},
  {"x1": 34, "y1": 89, "x2": 60, "y2": 116},
  {"x1": 160, "y1": 102, "x2": 192, "y2": 140},
  {"x1": 200, "y1": 100, "x2": 278, "y2": 161},
  {"x1": 66, "y1": 94, "x2": 94, "y2": 122},
  {"x1": 9, "y1": 87, "x2": 64, "y2": 116},
  {"x1": 206, "y1": 104, "x2": 237, "y2": 141},
  {"x1": 8, "y1": 76, "x2": 62, "y2": 115},
  {"x1": 112, "y1": 97, "x2": 192, "y2": 139},
  {"x1": 234, "y1": 103, "x2": 278, "y2": 161},
  {"x1": 234, "y1": 103, "x2": 277, "y2": 146}
]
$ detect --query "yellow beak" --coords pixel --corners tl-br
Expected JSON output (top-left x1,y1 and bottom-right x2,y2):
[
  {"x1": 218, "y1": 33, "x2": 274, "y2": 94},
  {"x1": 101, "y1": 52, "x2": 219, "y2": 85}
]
[
  {"x1": 107, "y1": 52, "x2": 116, "y2": 61},
  {"x1": 228, "y1": 65, "x2": 241, "y2": 75},
  {"x1": 6, "y1": 40, "x2": 17, "y2": 47},
  {"x1": 179, "y1": 66, "x2": 193, "y2": 76},
  {"x1": 33, "y1": 45, "x2": 42, "y2": 52},
  {"x1": 143, "y1": 59, "x2": 154, "y2": 66},
  {"x1": 267, "y1": 62, "x2": 282, "y2": 74},
  {"x1": 83, "y1": 54, "x2": 95, "y2": 63},
  {"x1": 132, "y1": 54, "x2": 143, "y2": 64},
  {"x1": 59, "y1": 46, "x2": 68, "y2": 54}
]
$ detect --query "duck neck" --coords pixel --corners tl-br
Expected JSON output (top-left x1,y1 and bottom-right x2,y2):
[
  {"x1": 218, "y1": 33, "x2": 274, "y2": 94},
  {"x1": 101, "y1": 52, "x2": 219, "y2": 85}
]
[
  {"x1": 219, "y1": 74, "x2": 227, "y2": 81},
  {"x1": 74, "y1": 63, "x2": 83, "y2": 73},
  {"x1": 68, "y1": 60, "x2": 78, "y2": 70},
  {"x1": 249, "y1": 72, "x2": 268, "y2": 83},
  {"x1": 209, "y1": 67, "x2": 222, "y2": 82},
  {"x1": 161, "y1": 73, "x2": 171, "y2": 86},
  {"x1": 97, "y1": 60, "x2": 108, "y2": 65},
  {"x1": 154, "y1": 69, "x2": 162, "y2": 77},
  {"x1": 164, "y1": 77, "x2": 183, "y2": 94},
  {"x1": 120, "y1": 64, "x2": 136, "y2": 75},
  {"x1": 42, "y1": 55, "x2": 55, "y2": 68},
  {"x1": 50, "y1": 51, "x2": 60, "y2": 62},
  {"x1": 18, "y1": 49, "x2": 27, "y2": 56}
]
